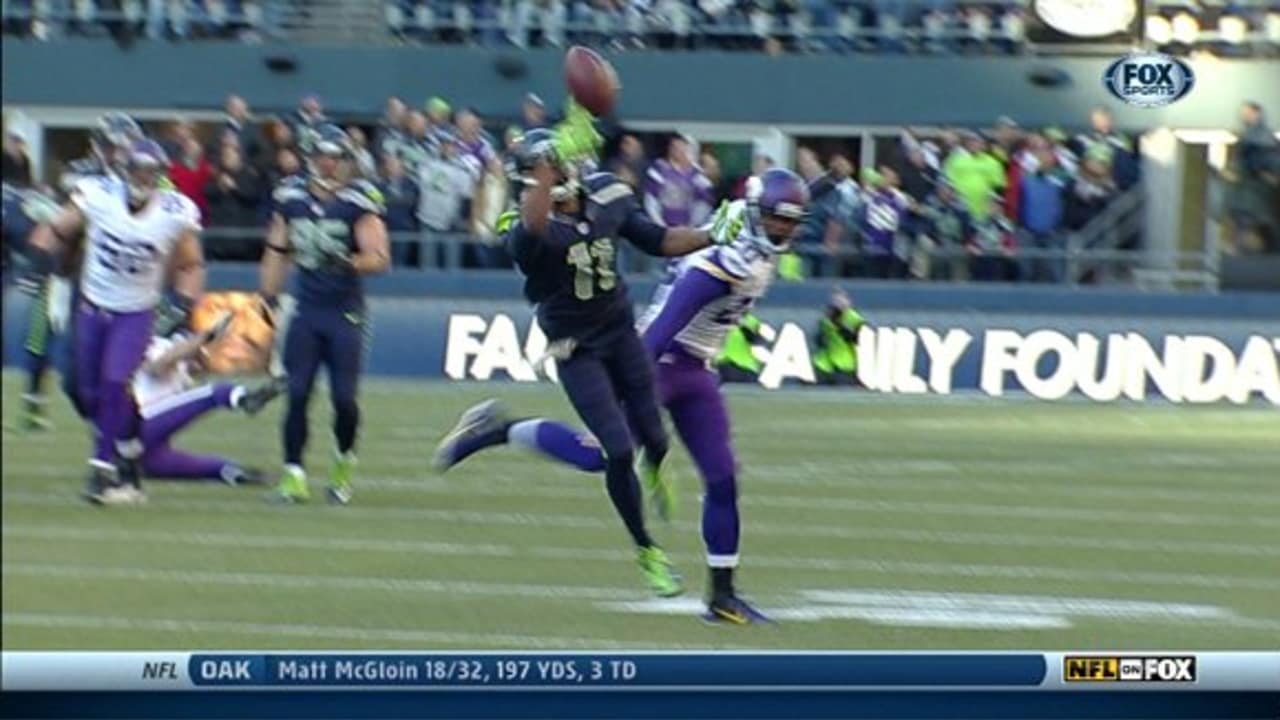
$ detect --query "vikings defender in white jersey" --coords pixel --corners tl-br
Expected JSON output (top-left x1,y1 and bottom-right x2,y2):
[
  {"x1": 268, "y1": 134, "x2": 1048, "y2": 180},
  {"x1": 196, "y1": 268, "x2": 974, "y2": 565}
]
[
  {"x1": 30, "y1": 137, "x2": 206, "y2": 505},
  {"x1": 127, "y1": 317, "x2": 283, "y2": 485},
  {"x1": 433, "y1": 169, "x2": 809, "y2": 623}
]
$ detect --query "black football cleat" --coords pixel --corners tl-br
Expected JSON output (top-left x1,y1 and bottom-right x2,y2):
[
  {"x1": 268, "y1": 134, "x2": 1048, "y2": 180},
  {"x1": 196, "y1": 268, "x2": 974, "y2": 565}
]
[
  {"x1": 237, "y1": 378, "x2": 286, "y2": 416},
  {"x1": 702, "y1": 594, "x2": 773, "y2": 626}
]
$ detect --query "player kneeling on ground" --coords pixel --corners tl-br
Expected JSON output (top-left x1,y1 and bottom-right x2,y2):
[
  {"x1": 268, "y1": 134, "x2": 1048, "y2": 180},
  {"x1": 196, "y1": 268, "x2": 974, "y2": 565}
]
[{"x1": 134, "y1": 313, "x2": 284, "y2": 484}]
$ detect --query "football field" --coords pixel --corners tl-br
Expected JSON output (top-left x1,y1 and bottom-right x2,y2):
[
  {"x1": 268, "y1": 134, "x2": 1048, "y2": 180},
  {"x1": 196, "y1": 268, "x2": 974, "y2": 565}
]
[{"x1": 3, "y1": 371, "x2": 1279, "y2": 651}]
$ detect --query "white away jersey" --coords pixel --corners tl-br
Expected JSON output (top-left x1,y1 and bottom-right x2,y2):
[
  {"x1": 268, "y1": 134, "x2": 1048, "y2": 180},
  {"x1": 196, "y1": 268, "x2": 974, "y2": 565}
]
[
  {"x1": 75, "y1": 176, "x2": 201, "y2": 312},
  {"x1": 132, "y1": 335, "x2": 195, "y2": 410},
  {"x1": 639, "y1": 201, "x2": 778, "y2": 360}
]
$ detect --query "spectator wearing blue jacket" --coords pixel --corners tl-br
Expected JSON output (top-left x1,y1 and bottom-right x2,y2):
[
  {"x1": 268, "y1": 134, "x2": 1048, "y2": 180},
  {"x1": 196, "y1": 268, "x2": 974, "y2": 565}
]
[
  {"x1": 1019, "y1": 149, "x2": 1068, "y2": 282},
  {"x1": 378, "y1": 154, "x2": 421, "y2": 267}
]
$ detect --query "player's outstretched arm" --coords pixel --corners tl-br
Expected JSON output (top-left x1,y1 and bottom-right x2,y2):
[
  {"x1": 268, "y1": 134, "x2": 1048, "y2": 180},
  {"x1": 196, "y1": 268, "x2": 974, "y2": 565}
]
[
  {"x1": 519, "y1": 162, "x2": 556, "y2": 237},
  {"x1": 641, "y1": 267, "x2": 731, "y2": 359},
  {"x1": 351, "y1": 214, "x2": 391, "y2": 275},
  {"x1": 27, "y1": 203, "x2": 86, "y2": 276},
  {"x1": 259, "y1": 212, "x2": 292, "y2": 301},
  {"x1": 620, "y1": 208, "x2": 711, "y2": 258}
]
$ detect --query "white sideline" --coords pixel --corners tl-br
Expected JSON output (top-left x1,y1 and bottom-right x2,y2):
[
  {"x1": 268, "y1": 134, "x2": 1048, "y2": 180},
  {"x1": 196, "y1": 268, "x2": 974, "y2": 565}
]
[{"x1": 0, "y1": 613, "x2": 723, "y2": 650}]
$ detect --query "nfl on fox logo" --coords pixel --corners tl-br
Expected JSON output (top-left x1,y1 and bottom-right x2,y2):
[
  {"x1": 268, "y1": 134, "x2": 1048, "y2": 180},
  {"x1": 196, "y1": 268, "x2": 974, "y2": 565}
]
[
  {"x1": 1064, "y1": 656, "x2": 1197, "y2": 682},
  {"x1": 1103, "y1": 52, "x2": 1195, "y2": 108}
]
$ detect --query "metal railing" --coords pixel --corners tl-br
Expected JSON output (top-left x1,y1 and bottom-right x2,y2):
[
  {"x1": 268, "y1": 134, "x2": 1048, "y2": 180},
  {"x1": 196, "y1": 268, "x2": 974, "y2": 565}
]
[{"x1": 195, "y1": 225, "x2": 1212, "y2": 288}]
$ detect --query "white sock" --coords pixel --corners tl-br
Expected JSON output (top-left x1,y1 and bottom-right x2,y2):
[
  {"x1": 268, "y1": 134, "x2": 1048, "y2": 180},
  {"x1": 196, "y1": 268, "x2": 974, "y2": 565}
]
[
  {"x1": 229, "y1": 386, "x2": 246, "y2": 409},
  {"x1": 507, "y1": 419, "x2": 542, "y2": 450}
]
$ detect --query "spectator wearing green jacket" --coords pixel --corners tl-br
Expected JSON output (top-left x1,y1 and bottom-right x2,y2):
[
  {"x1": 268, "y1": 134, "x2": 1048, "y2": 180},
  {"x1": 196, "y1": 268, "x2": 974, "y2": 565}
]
[
  {"x1": 716, "y1": 313, "x2": 764, "y2": 384},
  {"x1": 944, "y1": 132, "x2": 1006, "y2": 220},
  {"x1": 813, "y1": 290, "x2": 867, "y2": 386}
]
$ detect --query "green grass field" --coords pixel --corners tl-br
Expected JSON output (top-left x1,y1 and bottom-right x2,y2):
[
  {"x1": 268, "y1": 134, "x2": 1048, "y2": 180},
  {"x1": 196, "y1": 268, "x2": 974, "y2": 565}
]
[{"x1": 3, "y1": 371, "x2": 1279, "y2": 651}]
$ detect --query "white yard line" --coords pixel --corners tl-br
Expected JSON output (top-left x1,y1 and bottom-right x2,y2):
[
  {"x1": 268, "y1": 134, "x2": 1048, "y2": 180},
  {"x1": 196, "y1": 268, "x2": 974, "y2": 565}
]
[
  {"x1": 0, "y1": 613, "x2": 717, "y2": 650},
  {"x1": 6, "y1": 493, "x2": 1280, "y2": 563},
  {"x1": 6, "y1": 466, "x2": 1277, "y2": 528}
]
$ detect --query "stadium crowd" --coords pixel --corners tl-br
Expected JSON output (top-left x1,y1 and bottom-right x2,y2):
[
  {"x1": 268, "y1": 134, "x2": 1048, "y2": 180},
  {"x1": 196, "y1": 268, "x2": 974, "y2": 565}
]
[{"x1": 3, "y1": 87, "x2": 1157, "y2": 282}]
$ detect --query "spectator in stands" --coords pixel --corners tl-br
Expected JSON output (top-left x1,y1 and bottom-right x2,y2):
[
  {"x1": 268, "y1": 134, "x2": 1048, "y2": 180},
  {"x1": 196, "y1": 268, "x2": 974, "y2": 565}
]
[
  {"x1": 453, "y1": 108, "x2": 495, "y2": 182},
  {"x1": 895, "y1": 141, "x2": 936, "y2": 206},
  {"x1": 733, "y1": 151, "x2": 774, "y2": 199},
  {"x1": 2, "y1": 130, "x2": 32, "y2": 186},
  {"x1": 1224, "y1": 101, "x2": 1280, "y2": 253},
  {"x1": 290, "y1": 93, "x2": 327, "y2": 152},
  {"x1": 1044, "y1": 127, "x2": 1079, "y2": 178},
  {"x1": 219, "y1": 94, "x2": 264, "y2": 164},
  {"x1": 469, "y1": 157, "x2": 511, "y2": 268},
  {"x1": 346, "y1": 125, "x2": 378, "y2": 179},
  {"x1": 425, "y1": 96, "x2": 453, "y2": 138},
  {"x1": 967, "y1": 193, "x2": 1016, "y2": 281},
  {"x1": 378, "y1": 153, "x2": 421, "y2": 267},
  {"x1": 399, "y1": 111, "x2": 438, "y2": 178},
  {"x1": 644, "y1": 134, "x2": 714, "y2": 227},
  {"x1": 169, "y1": 135, "x2": 214, "y2": 224},
  {"x1": 699, "y1": 149, "x2": 733, "y2": 207},
  {"x1": 375, "y1": 96, "x2": 410, "y2": 162},
  {"x1": 1019, "y1": 148, "x2": 1068, "y2": 282},
  {"x1": 990, "y1": 116, "x2": 1021, "y2": 168},
  {"x1": 1065, "y1": 151, "x2": 1115, "y2": 232},
  {"x1": 944, "y1": 131, "x2": 1005, "y2": 221},
  {"x1": 795, "y1": 146, "x2": 844, "y2": 277},
  {"x1": 1073, "y1": 107, "x2": 1139, "y2": 191},
  {"x1": 417, "y1": 136, "x2": 475, "y2": 266},
  {"x1": 611, "y1": 133, "x2": 648, "y2": 191},
  {"x1": 203, "y1": 143, "x2": 263, "y2": 259},
  {"x1": 916, "y1": 179, "x2": 970, "y2": 281},
  {"x1": 521, "y1": 93, "x2": 548, "y2": 130},
  {"x1": 859, "y1": 167, "x2": 909, "y2": 279},
  {"x1": 261, "y1": 146, "x2": 301, "y2": 219}
]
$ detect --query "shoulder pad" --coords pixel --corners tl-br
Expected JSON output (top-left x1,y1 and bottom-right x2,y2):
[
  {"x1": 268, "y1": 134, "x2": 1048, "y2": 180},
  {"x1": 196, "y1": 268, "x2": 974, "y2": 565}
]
[
  {"x1": 339, "y1": 180, "x2": 386, "y2": 215},
  {"x1": 272, "y1": 175, "x2": 309, "y2": 204},
  {"x1": 583, "y1": 172, "x2": 633, "y2": 207}
]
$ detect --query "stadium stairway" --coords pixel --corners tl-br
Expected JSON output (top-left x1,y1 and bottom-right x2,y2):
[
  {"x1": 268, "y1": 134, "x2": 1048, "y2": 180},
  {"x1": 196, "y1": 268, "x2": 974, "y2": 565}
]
[{"x1": 279, "y1": 0, "x2": 386, "y2": 45}]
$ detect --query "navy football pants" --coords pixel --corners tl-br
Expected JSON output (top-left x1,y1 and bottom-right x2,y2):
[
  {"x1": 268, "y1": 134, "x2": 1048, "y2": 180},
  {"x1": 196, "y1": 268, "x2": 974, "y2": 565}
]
[{"x1": 282, "y1": 306, "x2": 366, "y2": 466}]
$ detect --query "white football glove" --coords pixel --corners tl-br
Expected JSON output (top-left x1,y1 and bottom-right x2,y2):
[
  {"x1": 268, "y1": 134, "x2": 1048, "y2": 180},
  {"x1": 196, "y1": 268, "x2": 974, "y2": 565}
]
[{"x1": 46, "y1": 277, "x2": 72, "y2": 335}]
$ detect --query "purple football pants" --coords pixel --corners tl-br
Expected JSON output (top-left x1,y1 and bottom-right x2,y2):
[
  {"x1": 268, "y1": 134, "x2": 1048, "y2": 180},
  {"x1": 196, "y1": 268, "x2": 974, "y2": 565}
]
[
  {"x1": 139, "y1": 383, "x2": 239, "y2": 480},
  {"x1": 74, "y1": 300, "x2": 152, "y2": 466}
]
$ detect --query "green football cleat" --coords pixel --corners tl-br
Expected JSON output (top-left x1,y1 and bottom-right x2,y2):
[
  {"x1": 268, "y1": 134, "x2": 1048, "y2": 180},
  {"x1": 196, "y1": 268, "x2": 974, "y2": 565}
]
[
  {"x1": 271, "y1": 466, "x2": 310, "y2": 504},
  {"x1": 636, "y1": 546, "x2": 683, "y2": 598},
  {"x1": 639, "y1": 452, "x2": 677, "y2": 523},
  {"x1": 328, "y1": 452, "x2": 356, "y2": 505}
]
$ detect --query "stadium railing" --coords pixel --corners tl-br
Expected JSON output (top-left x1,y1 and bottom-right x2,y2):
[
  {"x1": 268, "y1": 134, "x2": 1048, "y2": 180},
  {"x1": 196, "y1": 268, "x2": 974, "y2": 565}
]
[{"x1": 194, "y1": 224, "x2": 1216, "y2": 289}]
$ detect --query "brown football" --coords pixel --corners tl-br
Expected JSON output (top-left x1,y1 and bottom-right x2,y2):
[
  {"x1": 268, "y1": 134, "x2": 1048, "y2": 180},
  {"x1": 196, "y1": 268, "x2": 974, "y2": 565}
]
[{"x1": 564, "y1": 45, "x2": 619, "y2": 116}]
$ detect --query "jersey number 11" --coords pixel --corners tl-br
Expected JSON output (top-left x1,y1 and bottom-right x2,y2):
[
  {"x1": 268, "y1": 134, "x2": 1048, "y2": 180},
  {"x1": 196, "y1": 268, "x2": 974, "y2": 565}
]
[{"x1": 566, "y1": 238, "x2": 617, "y2": 300}]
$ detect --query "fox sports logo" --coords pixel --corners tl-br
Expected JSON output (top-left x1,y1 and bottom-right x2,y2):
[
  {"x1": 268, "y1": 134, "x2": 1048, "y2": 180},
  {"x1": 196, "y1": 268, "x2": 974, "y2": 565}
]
[{"x1": 1103, "y1": 53, "x2": 1195, "y2": 108}]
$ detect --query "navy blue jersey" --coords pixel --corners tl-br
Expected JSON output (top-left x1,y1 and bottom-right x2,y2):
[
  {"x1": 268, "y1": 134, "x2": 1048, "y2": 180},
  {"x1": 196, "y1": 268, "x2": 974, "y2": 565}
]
[
  {"x1": 273, "y1": 175, "x2": 386, "y2": 312},
  {"x1": 2, "y1": 184, "x2": 59, "y2": 275},
  {"x1": 505, "y1": 172, "x2": 666, "y2": 343}
]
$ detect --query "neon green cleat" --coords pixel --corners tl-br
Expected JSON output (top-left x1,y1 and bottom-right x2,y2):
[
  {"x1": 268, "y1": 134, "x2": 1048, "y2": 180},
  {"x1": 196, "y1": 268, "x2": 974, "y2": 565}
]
[
  {"x1": 636, "y1": 546, "x2": 683, "y2": 598},
  {"x1": 639, "y1": 452, "x2": 677, "y2": 523},
  {"x1": 271, "y1": 466, "x2": 310, "y2": 504},
  {"x1": 327, "y1": 452, "x2": 356, "y2": 505}
]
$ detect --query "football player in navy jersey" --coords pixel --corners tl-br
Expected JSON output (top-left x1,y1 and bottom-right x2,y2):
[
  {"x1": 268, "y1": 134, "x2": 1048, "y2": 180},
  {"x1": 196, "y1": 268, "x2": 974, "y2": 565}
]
[
  {"x1": 435, "y1": 115, "x2": 715, "y2": 596},
  {"x1": 259, "y1": 124, "x2": 390, "y2": 505}
]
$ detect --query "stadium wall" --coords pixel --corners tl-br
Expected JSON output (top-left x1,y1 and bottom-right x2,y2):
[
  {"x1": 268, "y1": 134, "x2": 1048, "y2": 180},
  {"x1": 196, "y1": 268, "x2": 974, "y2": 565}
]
[
  {"x1": 4, "y1": 41, "x2": 1278, "y2": 129},
  {"x1": 6, "y1": 280, "x2": 1277, "y2": 405}
]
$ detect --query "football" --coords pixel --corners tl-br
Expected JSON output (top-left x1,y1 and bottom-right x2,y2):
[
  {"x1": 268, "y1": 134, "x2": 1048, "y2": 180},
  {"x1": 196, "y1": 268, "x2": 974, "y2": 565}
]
[{"x1": 564, "y1": 45, "x2": 619, "y2": 116}]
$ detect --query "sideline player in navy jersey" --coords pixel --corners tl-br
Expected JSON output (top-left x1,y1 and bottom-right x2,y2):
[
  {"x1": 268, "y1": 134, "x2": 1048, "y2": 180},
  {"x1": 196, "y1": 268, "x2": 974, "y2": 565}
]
[
  {"x1": 435, "y1": 118, "x2": 716, "y2": 596},
  {"x1": 2, "y1": 183, "x2": 63, "y2": 431},
  {"x1": 259, "y1": 124, "x2": 390, "y2": 505}
]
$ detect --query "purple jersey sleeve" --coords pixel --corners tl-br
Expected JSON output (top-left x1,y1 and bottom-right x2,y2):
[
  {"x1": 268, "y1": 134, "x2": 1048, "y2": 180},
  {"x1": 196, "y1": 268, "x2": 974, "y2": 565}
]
[{"x1": 642, "y1": 266, "x2": 731, "y2": 359}]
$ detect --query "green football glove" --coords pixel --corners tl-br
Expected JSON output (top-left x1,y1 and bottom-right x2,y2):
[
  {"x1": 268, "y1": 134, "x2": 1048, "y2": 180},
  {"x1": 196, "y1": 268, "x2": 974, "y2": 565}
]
[
  {"x1": 551, "y1": 100, "x2": 603, "y2": 164},
  {"x1": 708, "y1": 201, "x2": 745, "y2": 245}
]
